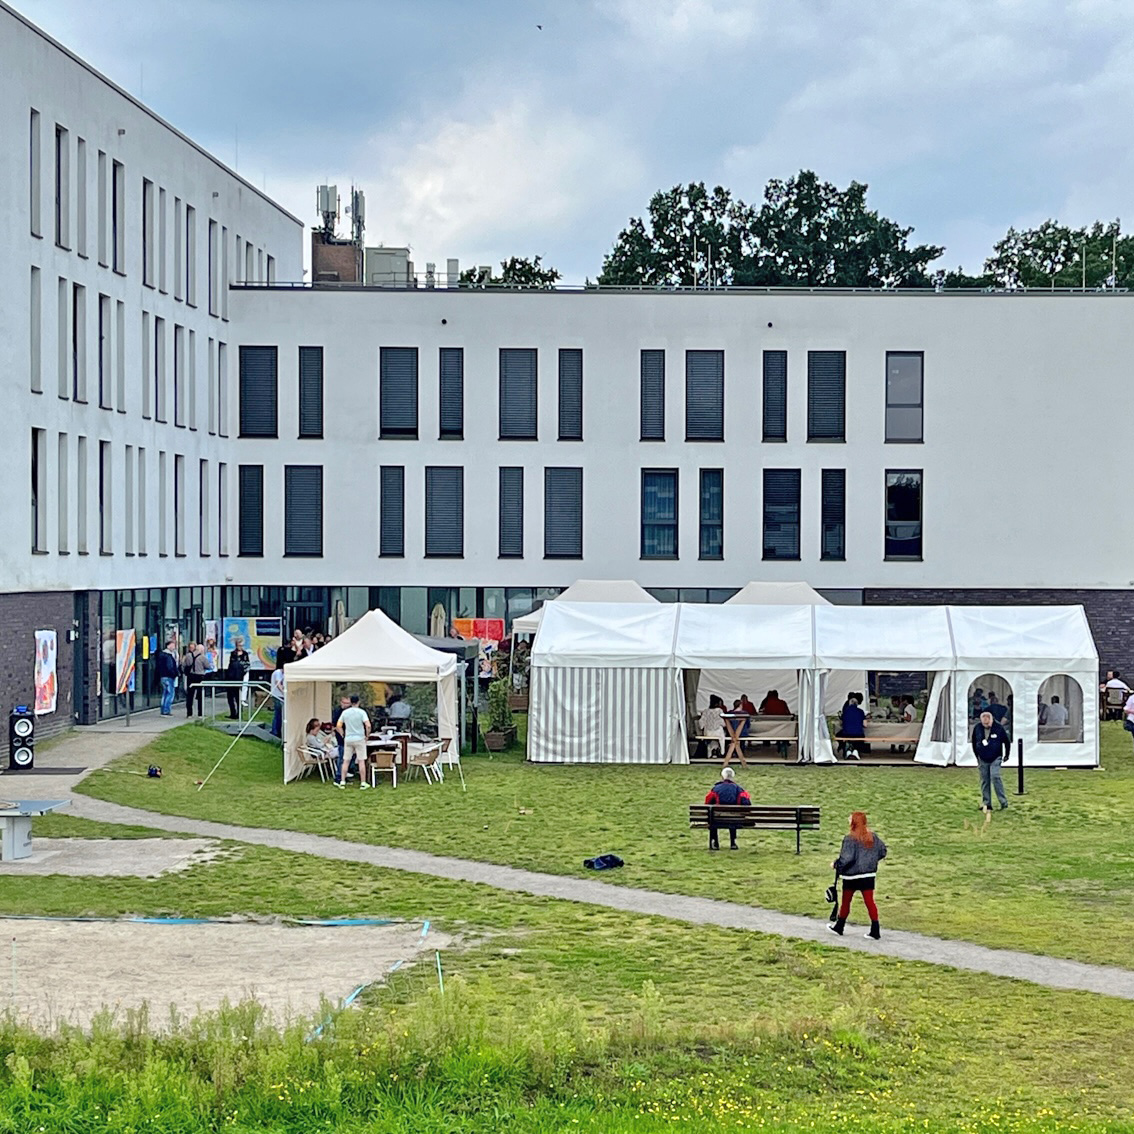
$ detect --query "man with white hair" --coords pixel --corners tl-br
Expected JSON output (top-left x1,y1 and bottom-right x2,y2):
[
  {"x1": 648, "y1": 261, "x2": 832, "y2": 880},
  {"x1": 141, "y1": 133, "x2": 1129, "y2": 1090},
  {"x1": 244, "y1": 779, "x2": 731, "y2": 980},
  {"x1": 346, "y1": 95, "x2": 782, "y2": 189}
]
[{"x1": 704, "y1": 765, "x2": 751, "y2": 851}]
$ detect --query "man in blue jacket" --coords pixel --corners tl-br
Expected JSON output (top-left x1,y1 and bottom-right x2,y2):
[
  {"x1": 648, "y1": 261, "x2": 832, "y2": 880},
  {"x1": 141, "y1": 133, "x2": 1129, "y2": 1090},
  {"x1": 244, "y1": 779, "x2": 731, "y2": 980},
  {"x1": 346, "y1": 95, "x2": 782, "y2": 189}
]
[
  {"x1": 155, "y1": 641, "x2": 179, "y2": 716},
  {"x1": 972, "y1": 709, "x2": 1011, "y2": 811}
]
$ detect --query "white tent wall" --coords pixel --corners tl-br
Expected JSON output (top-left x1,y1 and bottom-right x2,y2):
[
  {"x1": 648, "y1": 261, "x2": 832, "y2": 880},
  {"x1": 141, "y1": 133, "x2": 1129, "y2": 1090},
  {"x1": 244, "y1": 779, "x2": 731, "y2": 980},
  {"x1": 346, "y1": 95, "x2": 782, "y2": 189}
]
[
  {"x1": 282, "y1": 679, "x2": 321, "y2": 783},
  {"x1": 913, "y1": 673, "x2": 953, "y2": 767},
  {"x1": 512, "y1": 580, "x2": 658, "y2": 636}
]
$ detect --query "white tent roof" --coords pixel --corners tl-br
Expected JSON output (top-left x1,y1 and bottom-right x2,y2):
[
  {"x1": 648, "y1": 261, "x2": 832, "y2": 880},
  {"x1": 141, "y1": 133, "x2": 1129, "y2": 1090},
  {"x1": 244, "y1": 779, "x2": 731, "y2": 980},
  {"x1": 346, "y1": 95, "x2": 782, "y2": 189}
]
[
  {"x1": 531, "y1": 601, "x2": 678, "y2": 668},
  {"x1": 512, "y1": 579, "x2": 657, "y2": 634},
  {"x1": 947, "y1": 606, "x2": 1097, "y2": 672},
  {"x1": 283, "y1": 608, "x2": 456, "y2": 682},
  {"x1": 675, "y1": 603, "x2": 814, "y2": 670},
  {"x1": 814, "y1": 605, "x2": 955, "y2": 671},
  {"x1": 727, "y1": 581, "x2": 831, "y2": 606}
]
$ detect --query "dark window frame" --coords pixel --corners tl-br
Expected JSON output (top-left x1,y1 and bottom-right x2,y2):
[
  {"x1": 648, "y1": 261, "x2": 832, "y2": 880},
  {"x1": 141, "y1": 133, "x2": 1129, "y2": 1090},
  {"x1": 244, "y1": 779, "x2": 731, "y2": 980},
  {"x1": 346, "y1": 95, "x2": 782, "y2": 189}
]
[
  {"x1": 884, "y1": 468, "x2": 923, "y2": 561},
  {"x1": 298, "y1": 345, "x2": 324, "y2": 439},
  {"x1": 807, "y1": 350, "x2": 846, "y2": 443},
  {"x1": 544, "y1": 466, "x2": 583, "y2": 559},
  {"x1": 438, "y1": 347, "x2": 464, "y2": 440},
  {"x1": 499, "y1": 347, "x2": 538, "y2": 440},
  {"x1": 641, "y1": 468, "x2": 679, "y2": 560},
  {"x1": 762, "y1": 349, "x2": 787, "y2": 442},
  {"x1": 557, "y1": 348, "x2": 583, "y2": 441},
  {"x1": 684, "y1": 349, "x2": 725, "y2": 442},
  {"x1": 640, "y1": 349, "x2": 665, "y2": 441},
  {"x1": 498, "y1": 466, "x2": 524, "y2": 558},
  {"x1": 885, "y1": 350, "x2": 924, "y2": 444},
  {"x1": 237, "y1": 464, "x2": 264, "y2": 557},
  {"x1": 238, "y1": 345, "x2": 278, "y2": 438},
  {"x1": 821, "y1": 468, "x2": 846, "y2": 561},
  {"x1": 379, "y1": 465, "x2": 405, "y2": 558},
  {"x1": 424, "y1": 465, "x2": 464, "y2": 559},
  {"x1": 283, "y1": 464, "x2": 324, "y2": 558},
  {"x1": 379, "y1": 346, "x2": 420, "y2": 439},
  {"x1": 762, "y1": 467, "x2": 801, "y2": 561},
  {"x1": 699, "y1": 468, "x2": 724, "y2": 561}
]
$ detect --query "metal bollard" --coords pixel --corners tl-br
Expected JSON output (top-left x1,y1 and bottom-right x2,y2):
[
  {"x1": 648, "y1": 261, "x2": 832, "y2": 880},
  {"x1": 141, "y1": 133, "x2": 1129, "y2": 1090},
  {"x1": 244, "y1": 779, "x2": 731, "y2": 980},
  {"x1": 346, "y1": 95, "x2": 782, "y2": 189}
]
[{"x1": 1016, "y1": 737, "x2": 1025, "y2": 795}]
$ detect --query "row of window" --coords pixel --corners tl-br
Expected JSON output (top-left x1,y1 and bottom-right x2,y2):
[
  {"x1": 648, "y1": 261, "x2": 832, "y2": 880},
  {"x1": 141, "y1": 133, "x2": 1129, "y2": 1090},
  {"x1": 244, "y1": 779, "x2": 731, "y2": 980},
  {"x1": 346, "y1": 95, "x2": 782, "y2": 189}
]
[
  {"x1": 30, "y1": 430, "x2": 228, "y2": 558},
  {"x1": 229, "y1": 463, "x2": 923, "y2": 562},
  {"x1": 30, "y1": 108, "x2": 274, "y2": 302},
  {"x1": 237, "y1": 345, "x2": 924, "y2": 443}
]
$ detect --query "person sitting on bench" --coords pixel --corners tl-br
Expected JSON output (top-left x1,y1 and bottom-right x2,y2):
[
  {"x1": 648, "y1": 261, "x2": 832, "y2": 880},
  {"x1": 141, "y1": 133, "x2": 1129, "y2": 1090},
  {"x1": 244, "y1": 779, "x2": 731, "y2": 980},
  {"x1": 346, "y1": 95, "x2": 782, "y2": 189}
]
[
  {"x1": 704, "y1": 766, "x2": 751, "y2": 850},
  {"x1": 697, "y1": 695, "x2": 727, "y2": 758},
  {"x1": 759, "y1": 689, "x2": 791, "y2": 716}
]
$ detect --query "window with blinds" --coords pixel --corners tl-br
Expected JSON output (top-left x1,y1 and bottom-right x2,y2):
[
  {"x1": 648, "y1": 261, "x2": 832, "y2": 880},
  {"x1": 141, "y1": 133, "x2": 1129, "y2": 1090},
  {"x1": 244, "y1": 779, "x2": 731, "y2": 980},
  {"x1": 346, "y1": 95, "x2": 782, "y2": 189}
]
[
  {"x1": 762, "y1": 468, "x2": 801, "y2": 560},
  {"x1": 821, "y1": 468, "x2": 846, "y2": 561},
  {"x1": 544, "y1": 467, "x2": 582, "y2": 558},
  {"x1": 238, "y1": 345, "x2": 277, "y2": 437},
  {"x1": 284, "y1": 465, "x2": 322, "y2": 557},
  {"x1": 439, "y1": 347, "x2": 464, "y2": 439},
  {"x1": 379, "y1": 466, "x2": 404, "y2": 557},
  {"x1": 640, "y1": 349, "x2": 665, "y2": 440},
  {"x1": 558, "y1": 349, "x2": 583, "y2": 440},
  {"x1": 499, "y1": 348, "x2": 538, "y2": 439},
  {"x1": 237, "y1": 464, "x2": 263, "y2": 557},
  {"x1": 298, "y1": 346, "x2": 324, "y2": 438},
  {"x1": 379, "y1": 346, "x2": 418, "y2": 438},
  {"x1": 641, "y1": 469, "x2": 678, "y2": 559},
  {"x1": 699, "y1": 468, "x2": 723, "y2": 560},
  {"x1": 425, "y1": 466, "x2": 463, "y2": 557},
  {"x1": 807, "y1": 350, "x2": 845, "y2": 441},
  {"x1": 685, "y1": 349, "x2": 724, "y2": 441},
  {"x1": 498, "y1": 466, "x2": 524, "y2": 557},
  {"x1": 762, "y1": 350, "x2": 787, "y2": 442}
]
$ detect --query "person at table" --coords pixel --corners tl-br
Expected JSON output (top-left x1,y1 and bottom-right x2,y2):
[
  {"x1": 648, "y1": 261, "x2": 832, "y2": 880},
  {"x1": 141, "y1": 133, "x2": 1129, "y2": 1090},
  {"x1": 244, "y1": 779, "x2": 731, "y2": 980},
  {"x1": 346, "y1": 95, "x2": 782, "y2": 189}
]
[
  {"x1": 1045, "y1": 695, "x2": 1069, "y2": 727},
  {"x1": 335, "y1": 694, "x2": 371, "y2": 790},
  {"x1": 986, "y1": 691, "x2": 1010, "y2": 728},
  {"x1": 836, "y1": 693, "x2": 866, "y2": 760},
  {"x1": 331, "y1": 694, "x2": 356, "y2": 781},
  {"x1": 697, "y1": 695, "x2": 727, "y2": 758},
  {"x1": 703, "y1": 766, "x2": 751, "y2": 851},
  {"x1": 1105, "y1": 670, "x2": 1131, "y2": 692},
  {"x1": 388, "y1": 690, "x2": 412, "y2": 726},
  {"x1": 739, "y1": 694, "x2": 758, "y2": 717},
  {"x1": 303, "y1": 718, "x2": 334, "y2": 765},
  {"x1": 972, "y1": 709, "x2": 1010, "y2": 811},
  {"x1": 758, "y1": 689, "x2": 791, "y2": 716},
  {"x1": 970, "y1": 687, "x2": 987, "y2": 720}
]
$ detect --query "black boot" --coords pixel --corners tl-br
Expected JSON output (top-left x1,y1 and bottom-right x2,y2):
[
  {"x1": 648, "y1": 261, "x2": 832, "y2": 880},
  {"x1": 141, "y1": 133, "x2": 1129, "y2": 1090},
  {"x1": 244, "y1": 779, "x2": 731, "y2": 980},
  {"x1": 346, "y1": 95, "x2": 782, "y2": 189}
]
[
  {"x1": 827, "y1": 917, "x2": 846, "y2": 936},
  {"x1": 865, "y1": 921, "x2": 881, "y2": 940}
]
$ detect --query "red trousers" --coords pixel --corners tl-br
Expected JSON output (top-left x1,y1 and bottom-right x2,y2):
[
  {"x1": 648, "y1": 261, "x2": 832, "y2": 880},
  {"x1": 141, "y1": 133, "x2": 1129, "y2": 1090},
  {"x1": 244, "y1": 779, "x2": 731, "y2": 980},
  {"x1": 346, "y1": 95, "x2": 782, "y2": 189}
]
[{"x1": 838, "y1": 886, "x2": 879, "y2": 921}]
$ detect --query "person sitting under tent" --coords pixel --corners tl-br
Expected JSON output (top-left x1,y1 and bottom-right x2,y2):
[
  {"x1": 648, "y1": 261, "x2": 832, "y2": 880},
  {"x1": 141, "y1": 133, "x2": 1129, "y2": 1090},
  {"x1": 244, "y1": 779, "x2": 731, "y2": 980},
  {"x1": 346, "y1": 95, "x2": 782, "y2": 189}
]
[
  {"x1": 697, "y1": 695, "x2": 727, "y2": 758},
  {"x1": 1045, "y1": 695, "x2": 1069, "y2": 727},
  {"x1": 836, "y1": 693, "x2": 867, "y2": 760},
  {"x1": 703, "y1": 766, "x2": 751, "y2": 850},
  {"x1": 759, "y1": 689, "x2": 791, "y2": 716}
]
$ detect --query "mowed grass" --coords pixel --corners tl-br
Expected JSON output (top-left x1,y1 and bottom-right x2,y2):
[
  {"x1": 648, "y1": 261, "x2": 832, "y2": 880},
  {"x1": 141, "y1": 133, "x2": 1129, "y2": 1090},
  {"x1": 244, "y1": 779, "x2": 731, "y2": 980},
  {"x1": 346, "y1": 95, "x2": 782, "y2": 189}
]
[
  {"x1": 2, "y1": 836, "x2": 1134, "y2": 1130},
  {"x1": 75, "y1": 718, "x2": 1134, "y2": 967}
]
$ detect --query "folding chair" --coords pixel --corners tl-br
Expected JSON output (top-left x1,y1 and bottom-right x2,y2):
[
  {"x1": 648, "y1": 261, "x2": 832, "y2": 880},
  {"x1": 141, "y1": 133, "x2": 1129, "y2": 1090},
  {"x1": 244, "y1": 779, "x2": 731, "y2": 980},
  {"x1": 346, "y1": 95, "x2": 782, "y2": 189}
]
[
  {"x1": 439, "y1": 736, "x2": 466, "y2": 791},
  {"x1": 297, "y1": 742, "x2": 332, "y2": 783},
  {"x1": 369, "y1": 748, "x2": 398, "y2": 789},
  {"x1": 407, "y1": 742, "x2": 444, "y2": 784}
]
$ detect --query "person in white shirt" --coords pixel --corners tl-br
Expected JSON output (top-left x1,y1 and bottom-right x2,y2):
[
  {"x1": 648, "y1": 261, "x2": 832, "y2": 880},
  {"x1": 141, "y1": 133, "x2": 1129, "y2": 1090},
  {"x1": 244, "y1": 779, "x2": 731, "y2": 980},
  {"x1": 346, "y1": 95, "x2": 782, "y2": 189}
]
[
  {"x1": 697, "y1": 695, "x2": 727, "y2": 758},
  {"x1": 335, "y1": 695, "x2": 372, "y2": 789},
  {"x1": 1105, "y1": 671, "x2": 1131, "y2": 692},
  {"x1": 269, "y1": 664, "x2": 286, "y2": 737},
  {"x1": 1045, "y1": 696, "x2": 1069, "y2": 727}
]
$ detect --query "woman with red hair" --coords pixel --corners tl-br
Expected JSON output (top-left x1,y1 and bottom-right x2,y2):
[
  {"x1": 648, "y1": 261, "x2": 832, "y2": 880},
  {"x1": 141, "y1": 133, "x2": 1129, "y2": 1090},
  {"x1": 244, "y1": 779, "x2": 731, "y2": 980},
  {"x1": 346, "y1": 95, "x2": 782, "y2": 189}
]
[{"x1": 828, "y1": 811, "x2": 888, "y2": 940}]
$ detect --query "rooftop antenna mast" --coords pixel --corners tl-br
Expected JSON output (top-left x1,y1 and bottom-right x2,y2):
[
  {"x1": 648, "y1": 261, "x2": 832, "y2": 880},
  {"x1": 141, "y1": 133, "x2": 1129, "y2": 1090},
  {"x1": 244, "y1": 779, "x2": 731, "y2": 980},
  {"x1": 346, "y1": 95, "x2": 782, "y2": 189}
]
[
  {"x1": 348, "y1": 185, "x2": 366, "y2": 246},
  {"x1": 316, "y1": 185, "x2": 340, "y2": 238}
]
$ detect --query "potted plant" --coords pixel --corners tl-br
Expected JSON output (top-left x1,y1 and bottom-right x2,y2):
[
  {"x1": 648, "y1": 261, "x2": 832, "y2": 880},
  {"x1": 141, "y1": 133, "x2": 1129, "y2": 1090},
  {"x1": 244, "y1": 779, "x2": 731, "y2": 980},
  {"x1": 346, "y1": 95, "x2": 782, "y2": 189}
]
[
  {"x1": 484, "y1": 677, "x2": 516, "y2": 751},
  {"x1": 509, "y1": 645, "x2": 530, "y2": 711}
]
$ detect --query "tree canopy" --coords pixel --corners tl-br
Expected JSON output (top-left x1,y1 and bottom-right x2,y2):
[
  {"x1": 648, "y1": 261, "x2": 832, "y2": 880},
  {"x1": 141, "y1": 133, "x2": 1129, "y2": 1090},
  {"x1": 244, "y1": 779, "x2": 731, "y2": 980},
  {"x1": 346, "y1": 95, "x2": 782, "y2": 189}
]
[
  {"x1": 978, "y1": 220, "x2": 1134, "y2": 290},
  {"x1": 459, "y1": 255, "x2": 561, "y2": 289}
]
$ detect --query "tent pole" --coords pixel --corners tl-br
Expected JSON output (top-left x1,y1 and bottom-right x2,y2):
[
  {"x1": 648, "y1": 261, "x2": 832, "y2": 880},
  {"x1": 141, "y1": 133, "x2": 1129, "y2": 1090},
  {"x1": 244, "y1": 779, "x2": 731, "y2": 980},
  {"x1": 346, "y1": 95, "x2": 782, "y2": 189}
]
[{"x1": 198, "y1": 688, "x2": 271, "y2": 790}]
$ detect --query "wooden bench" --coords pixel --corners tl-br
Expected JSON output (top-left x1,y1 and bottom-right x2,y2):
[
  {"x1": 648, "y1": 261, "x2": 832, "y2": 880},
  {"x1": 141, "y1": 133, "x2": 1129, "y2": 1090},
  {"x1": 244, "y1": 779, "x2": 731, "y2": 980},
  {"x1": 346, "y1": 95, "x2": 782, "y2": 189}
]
[{"x1": 688, "y1": 803, "x2": 820, "y2": 854}]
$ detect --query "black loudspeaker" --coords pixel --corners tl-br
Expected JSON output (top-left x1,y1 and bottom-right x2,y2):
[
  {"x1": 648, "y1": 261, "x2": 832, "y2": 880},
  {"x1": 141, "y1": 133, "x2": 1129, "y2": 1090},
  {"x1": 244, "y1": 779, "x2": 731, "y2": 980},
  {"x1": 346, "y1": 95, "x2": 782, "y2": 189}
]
[{"x1": 8, "y1": 706, "x2": 34, "y2": 770}]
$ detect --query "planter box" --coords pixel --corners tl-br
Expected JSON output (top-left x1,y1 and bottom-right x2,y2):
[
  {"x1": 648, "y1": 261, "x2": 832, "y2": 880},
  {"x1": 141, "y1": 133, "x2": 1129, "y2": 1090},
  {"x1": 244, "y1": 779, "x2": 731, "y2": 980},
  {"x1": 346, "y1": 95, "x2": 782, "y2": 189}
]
[
  {"x1": 483, "y1": 726, "x2": 517, "y2": 752},
  {"x1": 509, "y1": 692, "x2": 529, "y2": 712}
]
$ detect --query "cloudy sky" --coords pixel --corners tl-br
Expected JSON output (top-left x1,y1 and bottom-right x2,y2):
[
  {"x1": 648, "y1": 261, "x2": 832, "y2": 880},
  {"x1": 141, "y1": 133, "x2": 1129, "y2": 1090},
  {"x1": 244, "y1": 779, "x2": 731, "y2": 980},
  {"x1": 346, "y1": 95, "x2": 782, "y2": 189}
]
[{"x1": 17, "y1": 0, "x2": 1134, "y2": 282}]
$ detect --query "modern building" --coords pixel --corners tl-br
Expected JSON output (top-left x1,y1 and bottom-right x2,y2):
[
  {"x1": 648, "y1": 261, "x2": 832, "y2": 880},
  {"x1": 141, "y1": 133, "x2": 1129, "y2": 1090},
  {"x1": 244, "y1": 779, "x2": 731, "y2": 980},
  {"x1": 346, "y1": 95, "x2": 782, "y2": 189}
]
[{"x1": 1, "y1": 0, "x2": 1130, "y2": 750}]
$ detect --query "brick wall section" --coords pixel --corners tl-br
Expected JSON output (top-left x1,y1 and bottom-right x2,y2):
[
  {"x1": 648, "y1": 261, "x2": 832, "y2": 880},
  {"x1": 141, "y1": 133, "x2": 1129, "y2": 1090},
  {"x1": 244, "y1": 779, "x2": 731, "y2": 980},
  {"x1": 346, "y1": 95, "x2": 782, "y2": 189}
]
[
  {"x1": 0, "y1": 591, "x2": 76, "y2": 757},
  {"x1": 864, "y1": 587, "x2": 1134, "y2": 676},
  {"x1": 310, "y1": 234, "x2": 360, "y2": 283}
]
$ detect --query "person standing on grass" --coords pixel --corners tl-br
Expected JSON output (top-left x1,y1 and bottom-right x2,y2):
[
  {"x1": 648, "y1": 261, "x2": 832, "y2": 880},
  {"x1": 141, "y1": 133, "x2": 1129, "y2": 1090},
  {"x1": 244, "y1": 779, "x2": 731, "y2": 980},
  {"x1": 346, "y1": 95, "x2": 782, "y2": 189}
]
[
  {"x1": 335, "y1": 694, "x2": 371, "y2": 790},
  {"x1": 703, "y1": 766, "x2": 750, "y2": 850},
  {"x1": 829, "y1": 811, "x2": 887, "y2": 940},
  {"x1": 269, "y1": 661, "x2": 286, "y2": 738},
  {"x1": 156, "y1": 640, "x2": 179, "y2": 715},
  {"x1": 331, "y1": 693, "x2": 356, "y2": 781},
  {"x1": 971, "y1": 709, "x2": 1011, "y2": 811}
]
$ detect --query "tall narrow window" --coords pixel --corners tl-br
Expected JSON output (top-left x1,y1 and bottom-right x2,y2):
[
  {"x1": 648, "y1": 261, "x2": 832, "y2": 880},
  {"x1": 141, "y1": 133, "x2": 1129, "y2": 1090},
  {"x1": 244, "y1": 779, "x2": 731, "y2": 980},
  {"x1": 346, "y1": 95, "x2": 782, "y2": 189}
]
[
  {"x1": 641, "y1": 469, "x2": 678, "y2": 559},
  {"x1": 217, "y1": 342, "x2": 228, "y2": 436},
  {"x1": 298, "y1": 346, "x2": 324, "y2": 437},
  {"x1": 885, "y1": 470, "x2": 923, "y2": 560},
  {"x1": 188, "y1": 329, "x2": 197, "y2": 429},
  {"x1": 75, "y1": 138, "x2": 87, "y2": 257},
  {"x1": 885, "y1": 351, "x2": 924, "y2": 443},
  {"x1": 158, "y1": 187, "x2": 167, "y2": 292},
  {"x1": 154, "y1": 316, "x2": 166, "y2": 422},
  {"x1": 207, "y1": 219, "x2": 218, "y2": 315},
  {"x1": 141, "y1": 312, "x2": 152, "y2": 419},
  {"x1": 174, "y1": 454, "x2": 185, "y2": 555},
  {"x1": 99, "y1": 441, "x2": 113, "y2": 553},
  {"x1": 57, "y1": 433, "x2": 69, "y2": 553},
  {"x1": 137, "y1": 447, "x2": 147, "y2": 555},
  {"x1": 238, "y1": 345, "x2": 278, "y2": 437},
  {"x1": 699, "y1": 469, "x2": 723, "y2": 560},
  {"x1": 76, "y1": 435, "x2": 88, "y2": 554},
  {"x1": 71, "y1": 283, "x2": 86, "y2": 402},
  {"x1": 685, "y1": 350, "x2": 724, "y2": 441},
  {"x1": 98, "y1": 294, "x2": 111, "y2": 408},
  {"x1": 266, "y1": 254, "x2": 275, "y2": 283},
  {"x1": 238, "y1": 465, "x2": 263, "y2": 556},
  {"x1": 54, "y1": 124, "x2": 70, "y2": 249},
  {"x1": 245, "y1": 241, "x2": 254, "y2": 283},
  {"x1": 124, "y1": 444, "x2": 134, "y2": 554},
  {"x1": 424, "y1": 467, "x2": 464, "y2": 557},
  {"x1": 199, "y1": 459, "x2": 210, "y2": 556},
  {"x1": 762, "y1": 350, "x2": 787, "y2": 442},
  {"x1": 234, "y1": 235, "x2": 243, "y2": 284},
  {"x1": 640, "y1": 349, "x2": 665, "y2": 440},
  {"x1": 807, "y1": 350, "x2": 845, "y2": 442},
  {"x1": 544, "y1": 467, "x2": 583, "y2": 559},
  {"x1": 184, "y1": 204, "x2": 196, "y2": 303},
  {"x1": 158, "y1": 450, "x2": 167, "y2": 556},
  {"x1": 29, "y1": 109, "x2": 42, "y2": 237},
  {"x1": 284, "y1": 466, "x2": 323, "y2": 557},
  {"x1": 221, "y1": 224, "x2": 229, "y2": 319},
  {"x1": 821, "y1": 469, "x2": 846, "y2": 561},
  {"x1": 173, "y1": 324, "x2": 185, "y2": 425},
  {"x1": 97, "y1": 150, "x2": 107, "y2": 265},
  {"x1": 217, "y1": 461, "x2": 228, "y2": 556},
  {"x1": 208, "y1": 338, "x2": 216, "y2": 435},
  {"x1": 498, "y1": 467, "x2": 524, "y2": 558},
  {"x1": 173, "y1": 196, "x2": 183, "y2": 300},
  {"x1": 379, "y1": 466, "x2": 405, "y2": 557},
  {"x1": 111, "y1": 160, "x2": 125, "y2": 273},
  {"x1": 31, "y1": 429, "x2": 47, "y2": 553},
  {"x1": 29, "y1": 267, "x2": 42, "y2": 393},
  {"x1": 379, "y1": 346, "x2": 418, "y2": 438},
  {"x1": 499, "y1": 348, "x2": 538, "y2": 439},
  {"x1": 56, "y1": 277, "x2": 68, "y2": 399},
  {"x1": 762, "y1": 468, "x2": 801, "y2": 561},
  {"x1": 439, "y1": 347, "x2": 463, "y2": 439},
  {"x1": 558, "y1": 348, "x2": 583, "y2": 440},
  {"x1": 115, "y1": 301, "x2": 125, "y2": 412},
  {"x1": 142, "y1": 178, "x2": 155, "y2": 286}
]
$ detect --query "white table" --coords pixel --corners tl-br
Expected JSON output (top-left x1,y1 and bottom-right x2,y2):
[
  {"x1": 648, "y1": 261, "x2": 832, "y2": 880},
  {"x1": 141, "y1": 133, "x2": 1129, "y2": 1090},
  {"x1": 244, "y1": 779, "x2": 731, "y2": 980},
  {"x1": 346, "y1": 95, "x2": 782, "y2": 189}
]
[{"x1": 0, "y1": 799, "x2": 70, "y2": 861}]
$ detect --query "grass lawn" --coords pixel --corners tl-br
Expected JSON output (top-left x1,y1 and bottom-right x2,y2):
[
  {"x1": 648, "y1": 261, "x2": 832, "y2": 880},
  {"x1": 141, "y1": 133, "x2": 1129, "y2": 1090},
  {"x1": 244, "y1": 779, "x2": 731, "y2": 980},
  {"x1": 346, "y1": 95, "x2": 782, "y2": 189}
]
[
  {"x1": 75, "y1": 718, "x2": 1134, "y2": 968},
  {"x1": 2, "y1": 831, "x2": 1134, "y2": 1130}
]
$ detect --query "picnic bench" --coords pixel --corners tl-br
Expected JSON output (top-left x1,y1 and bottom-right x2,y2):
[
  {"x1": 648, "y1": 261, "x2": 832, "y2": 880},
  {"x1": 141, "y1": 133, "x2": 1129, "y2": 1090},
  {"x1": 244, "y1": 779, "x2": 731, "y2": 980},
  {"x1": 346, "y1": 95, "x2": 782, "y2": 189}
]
[
  {"x1": 0, "y1": 799, "x2": 69, "y2": 861},
  {"x1": 688, "y1": 803, "x2": 820, "y2": 854},
  {"x1": 701, "y1": 714, "x2": 798, "y2": 761}
]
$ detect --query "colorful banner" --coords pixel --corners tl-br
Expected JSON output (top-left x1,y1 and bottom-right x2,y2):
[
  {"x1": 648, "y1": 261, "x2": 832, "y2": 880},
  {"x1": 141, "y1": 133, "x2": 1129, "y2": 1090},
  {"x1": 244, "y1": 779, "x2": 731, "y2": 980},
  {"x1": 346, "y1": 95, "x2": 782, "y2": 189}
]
[
  {"x1": 34, "y1": 629, "x2": 57, "y2": 716},
  {"x1": 452, "y1": 619, "x2": 505, "y2": 644},
  {"x1": 115, "y1": 629, "x2": 136, "y2": 695},
  {"x1": 222, "y1": 617, "x2": 282, "y2": 671}
]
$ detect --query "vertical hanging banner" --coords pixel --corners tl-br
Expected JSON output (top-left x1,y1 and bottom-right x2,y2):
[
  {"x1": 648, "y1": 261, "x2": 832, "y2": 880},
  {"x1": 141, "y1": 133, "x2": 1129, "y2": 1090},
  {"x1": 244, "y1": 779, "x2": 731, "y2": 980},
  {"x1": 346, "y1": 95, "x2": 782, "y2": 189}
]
[
  {"x1": 34, "y1": 629, "x2": 58, "y2": 715},
  {"x1": 115, "y1": 629, "x2": 137, "y2": 694}
]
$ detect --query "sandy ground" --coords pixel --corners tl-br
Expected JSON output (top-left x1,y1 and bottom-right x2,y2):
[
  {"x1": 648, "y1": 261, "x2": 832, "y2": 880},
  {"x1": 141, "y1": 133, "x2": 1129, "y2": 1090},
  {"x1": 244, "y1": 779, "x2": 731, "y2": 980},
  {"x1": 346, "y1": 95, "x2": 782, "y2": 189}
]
[
  {"x1": 1, "y1": 918, "x2": 450, "y2": 1030},
  {"x1": 0, "y1": 837, "x2": 223, "y2": 877}
]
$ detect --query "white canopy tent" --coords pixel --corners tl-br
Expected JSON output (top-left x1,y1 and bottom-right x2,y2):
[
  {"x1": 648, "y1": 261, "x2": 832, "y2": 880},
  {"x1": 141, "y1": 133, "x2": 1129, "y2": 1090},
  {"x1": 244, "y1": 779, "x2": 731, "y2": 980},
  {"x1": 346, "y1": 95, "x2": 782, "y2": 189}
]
[
  {"x1": 527, "y1": 601, "x2": 686, "y2": 764},
  {"x1": 511, "y1": 579, "x2": 658, "y2": 636},
  {"x1": 281, "y1": 608, "x2": 458, "y2": 783}
]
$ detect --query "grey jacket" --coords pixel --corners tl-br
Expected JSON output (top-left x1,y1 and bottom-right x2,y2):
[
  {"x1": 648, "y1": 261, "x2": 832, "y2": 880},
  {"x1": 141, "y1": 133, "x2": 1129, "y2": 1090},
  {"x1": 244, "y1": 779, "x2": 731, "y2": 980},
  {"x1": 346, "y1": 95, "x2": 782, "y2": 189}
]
[{"x1": 835, "y1": 833, "x2": 888, "y2": 879}]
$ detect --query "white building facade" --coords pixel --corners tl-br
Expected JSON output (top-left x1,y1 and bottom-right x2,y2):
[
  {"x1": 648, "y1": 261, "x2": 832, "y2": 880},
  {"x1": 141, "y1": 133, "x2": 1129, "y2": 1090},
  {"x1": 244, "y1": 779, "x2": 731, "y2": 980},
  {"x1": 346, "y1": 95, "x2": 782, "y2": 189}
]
[{"x1": 0, "y1": 0, "x2": 1129, "y2": 740}]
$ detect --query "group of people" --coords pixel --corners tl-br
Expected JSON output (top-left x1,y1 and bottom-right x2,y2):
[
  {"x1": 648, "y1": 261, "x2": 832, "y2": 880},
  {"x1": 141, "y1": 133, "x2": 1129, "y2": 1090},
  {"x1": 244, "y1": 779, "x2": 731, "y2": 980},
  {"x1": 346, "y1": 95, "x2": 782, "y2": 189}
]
[
  {"x1": 302, "y1": 694, "x2": 375, "y2": 788},
  {"x1": 153, "y1": 636, "x2": 252, "y2": 719},
  {"x1": 696, "y1": 690, "x2": 793, "y2": 765}
]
